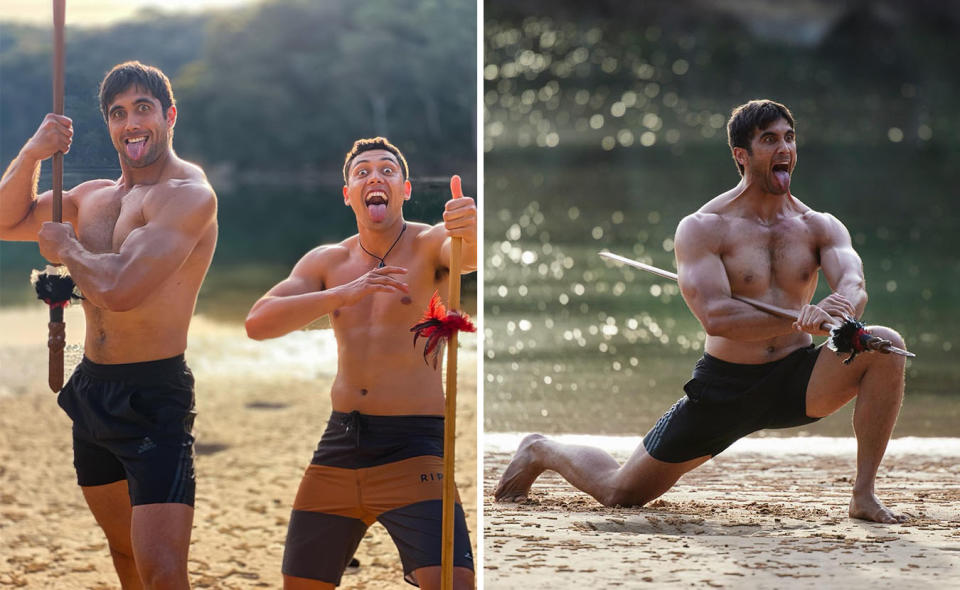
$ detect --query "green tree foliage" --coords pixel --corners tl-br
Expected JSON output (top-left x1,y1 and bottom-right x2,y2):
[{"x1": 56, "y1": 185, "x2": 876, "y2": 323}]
[{"x1": 1, "y1": 0, "x2": 477, "y2": 175}]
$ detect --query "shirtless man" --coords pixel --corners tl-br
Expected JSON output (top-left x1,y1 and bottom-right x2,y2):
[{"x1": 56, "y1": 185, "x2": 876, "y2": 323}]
[
  {"x1": 245, "y1": 137, "x2": 477, "y2": 588},
  {"x1": 0, "y1": 62, "x2": 217, "y2": 588},
  {"x1": 494, "y1": 99, "x2": 907, "y2": 524}
]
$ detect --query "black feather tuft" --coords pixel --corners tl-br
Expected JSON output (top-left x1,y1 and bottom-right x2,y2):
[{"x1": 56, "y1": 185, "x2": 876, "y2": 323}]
[
  {"x1": 827, "y1": 316, "x2": 870, "y2": 365},
  {"x1": 31, "y1": 266, "x2": 82, "y2": 305}
]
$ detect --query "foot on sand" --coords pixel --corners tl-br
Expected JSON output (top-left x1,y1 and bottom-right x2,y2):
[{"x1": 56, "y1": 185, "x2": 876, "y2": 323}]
[
  {"x1": 849, "y1": 492, "x2": 908, "y2": 523},
  {"x1": 493, "y1": 433, "x2": 547, "y2": 502}
]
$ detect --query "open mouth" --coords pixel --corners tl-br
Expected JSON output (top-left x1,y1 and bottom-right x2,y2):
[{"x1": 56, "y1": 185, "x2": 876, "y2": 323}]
[
  {"x1": 124, "y1": 135, "x2": 148, "y2": 160},
  {"x1": 365, "y1": 190, "x2": 388, "y2": 206},
  {"x1": 365, "y1": 190, "x2": 388, "y2": 221},
  {"x1": 771, "y1": 162, "x2": 791, "y2": 192}
]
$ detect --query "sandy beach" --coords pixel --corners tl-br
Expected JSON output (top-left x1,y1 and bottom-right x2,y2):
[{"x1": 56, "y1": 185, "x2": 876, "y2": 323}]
[
  {"x1": 484, "y1": 434, "x2": 960, "y2": 589},
  {"x1": 0, "y1": 306, "x2": 478, "y2": 588}
]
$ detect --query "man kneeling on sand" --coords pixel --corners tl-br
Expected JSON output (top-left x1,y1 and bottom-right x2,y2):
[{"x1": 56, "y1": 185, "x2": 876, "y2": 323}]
[
  {"x1": 246, "y1": 137, "x2": 477, "y2": 588},
  {"x1": 495, "y1": 99, "x2": 908, "y2": 525}
]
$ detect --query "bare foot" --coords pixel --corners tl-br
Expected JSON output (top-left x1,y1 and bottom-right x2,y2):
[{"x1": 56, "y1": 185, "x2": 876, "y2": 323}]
[
  {"x1": 849, "y1": 492, "x2": 908, "y2": 523},
  {"x1": 493, "y1": 434, "x2": 547, "y2": 502}
]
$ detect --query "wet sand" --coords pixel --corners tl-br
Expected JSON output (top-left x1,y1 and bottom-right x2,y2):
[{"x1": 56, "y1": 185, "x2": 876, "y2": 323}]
[
  {"x1": 484, "y1": 436, "x2": 960, "y2": 589},
  {"x1": 0, "y1": 306, "x2": 477, "y2": 588}
]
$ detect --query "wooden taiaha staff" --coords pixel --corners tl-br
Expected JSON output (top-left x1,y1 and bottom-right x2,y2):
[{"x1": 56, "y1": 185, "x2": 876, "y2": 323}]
[
  {"x1": 52, "y1": 0, "x2": 64, "y2": 225},
  {"x1": 38, "y1": 0, "x2": 71, "y2": 393},
  {"x1": 441, "y1": 175, "x2": 464, "y2": 590},
  {"x1": 599, "y1": 250, "x2": 915, "y2": 361},
  {"x1": 410, "y1": 176, "x2": 476, "y2": 589}
]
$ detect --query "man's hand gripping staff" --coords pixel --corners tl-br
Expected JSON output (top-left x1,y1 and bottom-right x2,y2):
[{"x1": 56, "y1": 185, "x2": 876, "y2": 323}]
[{"x1": 599, "y1": 251, "x2": 915, "y2": 363}]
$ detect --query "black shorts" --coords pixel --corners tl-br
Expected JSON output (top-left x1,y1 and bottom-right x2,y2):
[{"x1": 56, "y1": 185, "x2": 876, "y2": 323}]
[
  {"x1": 643, "y1": 345, "x2": 823, "y2": 463},
  {"x1": 57, "y1": 355, "x2": 196, "y2": 506},
  {"x1": 283, "y1": 411, "x2": 474, "y2": 587}
]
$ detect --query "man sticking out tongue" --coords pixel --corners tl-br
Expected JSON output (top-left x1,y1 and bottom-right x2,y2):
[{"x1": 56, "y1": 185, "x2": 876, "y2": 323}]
[
  {"x1": 246, "y1": 137, "x2": 478, "y2": 589},
  {"x1": 496, "y1": 99, "x2": 910, "y2": 527},
  {"x1": 124, "y1": 134, "x2": 148, "y2": 161},
  {"x1": 1, "y1": 61, "x2": 218, "y2": 589},
  {"x1": 365, "y1": 189, "x2": 389, "y2": 223}
]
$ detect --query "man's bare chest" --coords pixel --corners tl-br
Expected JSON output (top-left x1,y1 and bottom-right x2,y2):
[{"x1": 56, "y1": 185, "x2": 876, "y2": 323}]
[
  {"x1": 720, "y1": 221, "x2": 820, "y2": 296},
  {"x1": 329, "y1": 254, "x2": 445, "y2": 319},
  {"x1": 76, "y1": 186, "x2": 149, "y2": 253}
]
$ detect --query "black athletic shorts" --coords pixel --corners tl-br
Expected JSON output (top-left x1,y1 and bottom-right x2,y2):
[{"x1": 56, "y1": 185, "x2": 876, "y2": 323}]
[
  {"x1": 57, "y1": 355, "x2": 197, "y2": 506},
  {"x1": 283, "y1": 411, "x2": 474, "y2": 587},
  {"x1": 643, "y1": 345, "x2": 823, "y2": 463}
]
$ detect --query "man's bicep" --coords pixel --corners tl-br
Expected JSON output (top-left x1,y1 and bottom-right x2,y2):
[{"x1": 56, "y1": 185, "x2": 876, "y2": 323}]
[
  {"x1": 675, "y1": 217, "x2": 731, "y2": 317},
  {"x1": 1, "y1": 187, "x2": 79, "y2": 241},
  {"x1": 265, "y1": 249, "x2": 332, "y2": 297},
  {"x1": 115, "y1": 189, "x2": 215, "y2": 280},
  {"x1": 818, "y1": 215, "x2": 864, "y2": 290},
  {"x1": 266, "y1": 262, "x2": 325, "y2": 298},
  {"x1": 678, "y1": 251, "x2": 732, "y2": 320},
  {"x1": 260, "y1": 275, "x2": 313, "y2": 299}
]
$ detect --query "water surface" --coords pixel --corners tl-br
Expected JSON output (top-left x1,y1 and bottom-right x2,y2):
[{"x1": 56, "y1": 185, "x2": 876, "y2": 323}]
[{"x1": 483, "y1": 147, "x2": 959, "y2": 437}]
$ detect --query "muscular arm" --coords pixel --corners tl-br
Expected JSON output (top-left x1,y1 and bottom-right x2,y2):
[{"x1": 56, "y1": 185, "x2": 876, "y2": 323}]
[
  {"x1": 0, "y1": 114, "x2": 79, "y2": 240},
  {"x1": 675, "y1": 214, "x2": 794, "y2": 341},
  {"x1": 245, "y1": 249, "x2": 408, "y2": 340},
  {"x1": 245, "y1": 248, "x2": 339, "y2": 340},
  {"x1": 816, "y1": 213, "x2": 867, "y2": 318},
  {"x1": 41, "y1": 184, "x2": 216, "y2": 311}
]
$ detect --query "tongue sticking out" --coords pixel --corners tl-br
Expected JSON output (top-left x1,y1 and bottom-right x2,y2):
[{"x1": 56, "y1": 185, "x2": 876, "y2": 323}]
[
  {"x1": 368, "y1": 203, "x2": 387, "y2": 222},
  {"x1": 772, "y1": 169, "x2": 790, "y2": 194},
  {"x1": 126, "y1": 139, "x2": 146, "y2": 161}
]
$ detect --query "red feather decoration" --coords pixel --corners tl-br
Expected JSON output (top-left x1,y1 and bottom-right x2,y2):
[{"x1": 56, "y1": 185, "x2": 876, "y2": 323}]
[{"x1": 410, "y1": 291, "x2": 476, "y2": 368}]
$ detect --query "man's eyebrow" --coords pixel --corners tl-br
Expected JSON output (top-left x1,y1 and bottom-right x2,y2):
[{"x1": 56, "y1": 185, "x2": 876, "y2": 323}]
[
  {"x1": 351, "y1": 155, "x2": 399, "y2": 169},
  {"x1": 107, "y1": 97, "x2": 155, "y2": 115},
  {"x1": 759, "y1": 126, "x2": 794, "y2": 137}
]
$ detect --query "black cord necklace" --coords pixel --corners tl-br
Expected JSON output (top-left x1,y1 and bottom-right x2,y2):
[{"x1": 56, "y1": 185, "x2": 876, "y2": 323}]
[{"x1": 358, "y1": 222, "x2": 407, "y2": 268}]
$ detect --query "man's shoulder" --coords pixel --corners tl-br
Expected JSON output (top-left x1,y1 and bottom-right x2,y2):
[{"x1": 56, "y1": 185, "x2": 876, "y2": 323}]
[
  {"x1": 142, "y1": 159, "x2": 215, "y2": 211},
  {"x1": 675, "y1": 200, "x2": 729, "y2": 255},
  {"x1": 163, "y1": 163, "x2": 215, "y2": 198},
  {"x1": 144, "y1": 178, "x2": 216, "y2": 224},
  {"x1": 283, "y1": 243, "x2": 350, "y2": 281},
  {"x1": 155, "y1": 158, "x2": 215, "y2": 198},
  {"x1": 405, "y1": 220, "x2": 445, "y2": 253},
  {"x1": 798, "y1": 208, "x2": 849, "y2": 242},
  {"x1": 408, "y1": 220, "x2": 439, "y2": 239},
  {"x1": 304, "y1": 241, "x2": 352, "y2": 265},
  {"x1": 163, "y1": 179, "x2": 215, "y2": 202},
  {"x1": 795, "y1": 205, "x2": 836, "y2": 223},
  {"x1": 69, "y1": 178, "x2": 116, "y2": 199},
  {"x1": 677, "y1": 209, "x2": 726, "y2": 237}
]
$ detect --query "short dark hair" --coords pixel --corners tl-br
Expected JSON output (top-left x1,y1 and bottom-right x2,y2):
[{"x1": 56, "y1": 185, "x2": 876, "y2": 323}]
[
  {"x1": 727, "y1": 99, "x2": 795, "y2": 176},
  {"x1": 98, "y1": 61, "x2": 175, "y2": 122},
  {"x1": 342, "y1": 137, "x2": 409, "y2": 183}
]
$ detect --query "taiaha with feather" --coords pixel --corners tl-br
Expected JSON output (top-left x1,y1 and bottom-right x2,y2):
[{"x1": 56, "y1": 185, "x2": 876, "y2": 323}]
[
  {"x1": 411, "y1": 175, "x2": 471, "y2": 590},
  {"x1": 34, "y1": 0, "x2": 73, "y2": 392},
  {"x1": 410, "y1": 291, "x2": 476, "y2": 368}
]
